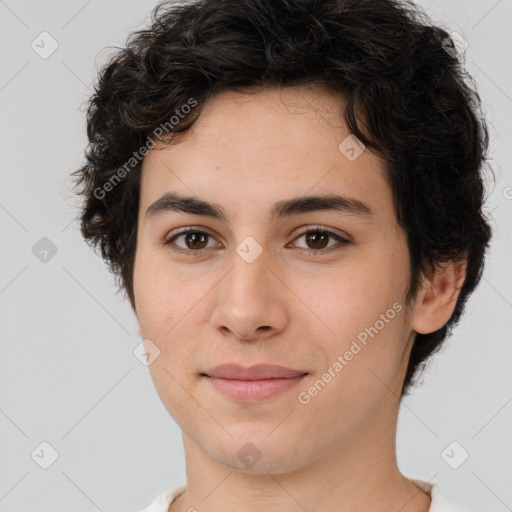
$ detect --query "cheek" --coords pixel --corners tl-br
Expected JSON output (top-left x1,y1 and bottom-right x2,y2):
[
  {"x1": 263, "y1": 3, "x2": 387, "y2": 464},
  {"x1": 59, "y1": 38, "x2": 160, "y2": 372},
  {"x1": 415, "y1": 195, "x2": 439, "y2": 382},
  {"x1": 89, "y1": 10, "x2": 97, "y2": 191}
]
[
  {"x1": 311, "y1": 261, "x2": 406, "y2": 341},
  {"x1": 133, "y1": 252, "x2": 202, "y2": 417},
  {"x1": 133, "y1": 249, "x2": 170, "y2": 342},
  {"x1": 299, "y1": 290, "x2": 407, "y2": 435},
  {"x1": 305, "y1": 247, "x2": 409, "y2": 385},
  {"x1": 133, "y1": 248, "x2": 213, "y2": 375}
]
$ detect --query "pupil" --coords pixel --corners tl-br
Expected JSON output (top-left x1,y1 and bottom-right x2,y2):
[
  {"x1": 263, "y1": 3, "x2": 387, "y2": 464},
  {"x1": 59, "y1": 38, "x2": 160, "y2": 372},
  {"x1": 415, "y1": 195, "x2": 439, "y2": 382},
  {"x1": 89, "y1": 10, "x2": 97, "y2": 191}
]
[
  {"x1": 187, "y1": 232, "x2": 207, "y2": 249},
  {"x1": 307, "y1": 232, "x2": 328, "y2": 249}
]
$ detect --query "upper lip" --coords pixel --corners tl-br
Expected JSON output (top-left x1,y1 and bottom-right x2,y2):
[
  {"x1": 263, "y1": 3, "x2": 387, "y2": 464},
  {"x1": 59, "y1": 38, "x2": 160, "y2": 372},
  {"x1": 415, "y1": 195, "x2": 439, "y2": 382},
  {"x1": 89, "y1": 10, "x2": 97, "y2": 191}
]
[{"x1": 203, "y1": 364, "x2": 308, "y2": 380}]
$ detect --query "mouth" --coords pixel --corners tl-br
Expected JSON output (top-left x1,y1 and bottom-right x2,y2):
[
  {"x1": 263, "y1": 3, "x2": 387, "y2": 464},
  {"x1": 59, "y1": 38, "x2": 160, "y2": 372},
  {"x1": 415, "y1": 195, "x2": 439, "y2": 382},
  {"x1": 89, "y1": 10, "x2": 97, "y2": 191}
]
[
  {"x1": 202, "y1": 374, "x2": 308, "y2": 402},
  {"x1": 201, "y1": 364, "x2": 308, "y2": 403}
]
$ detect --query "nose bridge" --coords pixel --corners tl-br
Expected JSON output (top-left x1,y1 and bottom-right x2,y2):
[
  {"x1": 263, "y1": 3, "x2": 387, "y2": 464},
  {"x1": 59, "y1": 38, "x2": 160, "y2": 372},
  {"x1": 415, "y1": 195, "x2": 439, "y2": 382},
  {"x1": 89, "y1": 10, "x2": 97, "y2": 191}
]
[
  {"x1": 212, "y1": 238, "x2": 287, "y2": 340},
  {"x1": 225, "y1": 239, "x2": 272, "y2": 306}
]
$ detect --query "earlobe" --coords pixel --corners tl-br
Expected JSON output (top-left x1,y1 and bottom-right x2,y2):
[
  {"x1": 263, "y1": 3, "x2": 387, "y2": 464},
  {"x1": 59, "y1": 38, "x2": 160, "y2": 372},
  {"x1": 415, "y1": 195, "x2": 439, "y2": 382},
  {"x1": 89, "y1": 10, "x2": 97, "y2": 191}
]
[{"x1": 411, "y1": 257, "x2": 467, "y2": 335}]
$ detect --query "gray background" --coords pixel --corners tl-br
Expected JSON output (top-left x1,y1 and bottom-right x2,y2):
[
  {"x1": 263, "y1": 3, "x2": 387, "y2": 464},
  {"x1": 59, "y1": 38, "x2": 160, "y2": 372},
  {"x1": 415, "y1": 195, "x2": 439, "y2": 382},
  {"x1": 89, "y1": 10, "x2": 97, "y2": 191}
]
[{"x1": 1, "y1": 0, "x2": 511, "y2": 510}]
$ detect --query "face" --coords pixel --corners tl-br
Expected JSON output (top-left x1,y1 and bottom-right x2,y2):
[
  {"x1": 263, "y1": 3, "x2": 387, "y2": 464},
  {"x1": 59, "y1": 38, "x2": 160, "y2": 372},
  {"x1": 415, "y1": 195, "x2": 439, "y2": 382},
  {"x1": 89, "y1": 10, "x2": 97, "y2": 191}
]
[{"x1": 133, "y1": 85, "x2": 417, "y2": 474}]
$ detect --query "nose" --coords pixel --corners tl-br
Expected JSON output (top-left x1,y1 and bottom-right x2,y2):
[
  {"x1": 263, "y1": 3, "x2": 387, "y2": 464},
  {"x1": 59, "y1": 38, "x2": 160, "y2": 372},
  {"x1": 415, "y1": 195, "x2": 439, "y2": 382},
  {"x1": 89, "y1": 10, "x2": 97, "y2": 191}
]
[{"x1": 211, "y1": 244, "x2": 288, "y2": 342}]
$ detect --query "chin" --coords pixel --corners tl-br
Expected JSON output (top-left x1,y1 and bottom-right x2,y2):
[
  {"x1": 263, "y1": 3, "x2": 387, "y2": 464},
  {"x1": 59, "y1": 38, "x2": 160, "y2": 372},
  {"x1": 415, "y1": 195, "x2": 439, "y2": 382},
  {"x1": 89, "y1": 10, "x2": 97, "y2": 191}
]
[{"x1": 203, "y1": 434, "x2": 313, "y2": 475}]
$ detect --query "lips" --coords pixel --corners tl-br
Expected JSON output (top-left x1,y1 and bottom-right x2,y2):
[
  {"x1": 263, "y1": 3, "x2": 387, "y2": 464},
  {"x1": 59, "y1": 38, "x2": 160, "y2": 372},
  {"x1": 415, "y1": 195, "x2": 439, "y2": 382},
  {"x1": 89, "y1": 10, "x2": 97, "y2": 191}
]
[
  {"x1": 203, "y1": 363, "x2": 308, "y2": 380},
  {"x1": 201, "y1": 364, "x2": 308, "y2": 402}
]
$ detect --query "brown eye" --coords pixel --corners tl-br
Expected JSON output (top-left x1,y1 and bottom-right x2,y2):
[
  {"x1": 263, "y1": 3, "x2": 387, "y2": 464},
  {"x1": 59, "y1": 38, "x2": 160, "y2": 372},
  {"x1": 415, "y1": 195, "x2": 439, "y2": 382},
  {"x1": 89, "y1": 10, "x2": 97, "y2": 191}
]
[
  {"x1": 182, "y1": 232, "x2": 209, "y2": 250},
  {"x1": 290, "y1": 227, "x2": 351, "y2": 255},
  {"x1": 304, "y1": 231, "x2": 330, "y2": 250},
  {"x1": 163, "y1": 226, "x2": 350, "y2": 257},
  {"x1": 164, "y1": 228, "x2": 220, "y2": 254}
]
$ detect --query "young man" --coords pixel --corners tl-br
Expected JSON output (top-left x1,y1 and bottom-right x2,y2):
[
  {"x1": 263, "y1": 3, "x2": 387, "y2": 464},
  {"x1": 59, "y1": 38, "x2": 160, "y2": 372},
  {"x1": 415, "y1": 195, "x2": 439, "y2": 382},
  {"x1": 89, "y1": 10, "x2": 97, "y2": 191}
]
[{"x1": 72, "y1": 0, "x2": 492, "y2": 511}]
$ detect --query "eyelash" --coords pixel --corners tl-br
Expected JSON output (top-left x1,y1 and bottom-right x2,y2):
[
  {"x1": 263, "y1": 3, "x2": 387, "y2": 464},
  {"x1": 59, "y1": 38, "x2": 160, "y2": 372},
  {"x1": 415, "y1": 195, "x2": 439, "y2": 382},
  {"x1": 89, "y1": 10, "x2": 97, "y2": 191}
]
[{"x1": 162, "y1": 226, "x2": 351, "y2": 257}]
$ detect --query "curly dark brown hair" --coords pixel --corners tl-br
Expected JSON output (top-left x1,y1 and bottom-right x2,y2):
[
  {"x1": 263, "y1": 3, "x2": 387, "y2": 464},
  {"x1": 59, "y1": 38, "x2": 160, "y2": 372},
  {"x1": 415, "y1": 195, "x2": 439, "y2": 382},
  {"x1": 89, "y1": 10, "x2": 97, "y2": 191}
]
[{"x1": 71, "y1": 0, "x2": 493, "y2": 397}]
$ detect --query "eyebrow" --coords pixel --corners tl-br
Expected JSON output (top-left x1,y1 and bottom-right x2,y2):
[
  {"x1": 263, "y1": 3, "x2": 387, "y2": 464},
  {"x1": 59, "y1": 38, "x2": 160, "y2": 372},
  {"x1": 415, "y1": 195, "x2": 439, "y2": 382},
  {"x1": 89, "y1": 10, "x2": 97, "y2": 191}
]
[{"x1": 145, "y1": 191, "x2": 374, "y2": 222}]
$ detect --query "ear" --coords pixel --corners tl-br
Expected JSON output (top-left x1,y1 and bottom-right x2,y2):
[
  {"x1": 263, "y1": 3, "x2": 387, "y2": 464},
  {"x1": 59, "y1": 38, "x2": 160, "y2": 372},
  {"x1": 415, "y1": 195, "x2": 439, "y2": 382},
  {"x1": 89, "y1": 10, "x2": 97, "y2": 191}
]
[{"x1": 411, "y1": 256, "x2": 467, "y2": 335}]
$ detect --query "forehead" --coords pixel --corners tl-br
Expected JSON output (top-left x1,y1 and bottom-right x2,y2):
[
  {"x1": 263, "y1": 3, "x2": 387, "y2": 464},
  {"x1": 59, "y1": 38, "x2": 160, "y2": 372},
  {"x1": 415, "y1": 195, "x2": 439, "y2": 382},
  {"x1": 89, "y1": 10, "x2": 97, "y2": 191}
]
[
  {"x1": 153, "y1": 85, "x2": 352, "y2": 151},
  {"x1": 139, "y1": 85, "x2": 392, "y2": 220}
]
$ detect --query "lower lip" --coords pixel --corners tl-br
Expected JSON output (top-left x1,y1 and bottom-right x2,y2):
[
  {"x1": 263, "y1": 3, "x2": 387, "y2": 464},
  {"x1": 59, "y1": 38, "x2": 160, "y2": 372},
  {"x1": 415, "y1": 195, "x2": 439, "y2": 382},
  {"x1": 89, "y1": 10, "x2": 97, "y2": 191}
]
[{"x1": 205, "y1": 375, "x2": 307, "y2": 402}]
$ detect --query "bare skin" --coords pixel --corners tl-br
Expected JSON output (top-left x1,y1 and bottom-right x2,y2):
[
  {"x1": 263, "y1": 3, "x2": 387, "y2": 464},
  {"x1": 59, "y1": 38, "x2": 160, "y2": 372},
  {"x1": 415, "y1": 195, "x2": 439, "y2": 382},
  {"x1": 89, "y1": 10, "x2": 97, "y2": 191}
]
[{"x1": 132, "y1": 84, "x2": 466, "y2": 512}]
